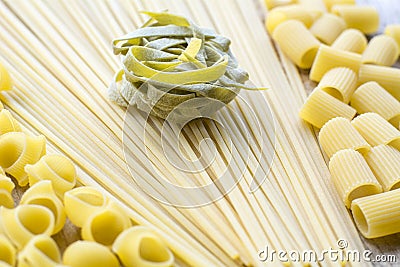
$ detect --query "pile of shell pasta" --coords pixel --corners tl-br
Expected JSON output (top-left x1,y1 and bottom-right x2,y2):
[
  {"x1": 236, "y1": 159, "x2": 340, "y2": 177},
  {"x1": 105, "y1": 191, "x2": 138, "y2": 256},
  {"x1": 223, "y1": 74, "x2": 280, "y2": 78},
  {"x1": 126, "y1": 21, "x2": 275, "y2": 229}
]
[{"x1": 267, "y1": 0, "x2": 400, "y2": 239}]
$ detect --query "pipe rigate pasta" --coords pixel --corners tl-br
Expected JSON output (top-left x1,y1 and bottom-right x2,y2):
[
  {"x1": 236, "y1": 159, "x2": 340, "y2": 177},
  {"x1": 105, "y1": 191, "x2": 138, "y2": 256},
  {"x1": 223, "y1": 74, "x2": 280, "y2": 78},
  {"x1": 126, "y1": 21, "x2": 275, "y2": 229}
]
[
  {"x1": 17, "y1": 235, "x2": 62, "y2": 267},
  {"x1": 310, "y1": 13, "x2": 346, "y2": 45},
  {"x1": 63, "y1": 241, "x2": 119, "y2": 267},
  {"x1": 64, "y1": 186, "x2": 109, "y2": 228},
  {"x1": 0, "y1": 234, "x2": 16, "y2": 266},
  {"x1": 331, "y1": 5, "x2": 379, "y2": 34},
  {"x1": 0, "y1": 262, "x2": 12, "y2": 267},
  {"x1": 385, "y1": 24, "x2": 400, "y2": 55},
  {"x1": 0, "y1": 63, "x2": 12, "y2": 91},
  {"x1": 25, "y1": 154, "x2": 76, "y2": 199},
  {"x1": 0, "y1": 174, "x2": 15, "y2": 208},
  {"x1": 0, "y1": 132, "x2": 46, "y2": 186},
  {"x1": 329, "y1": 149, "x2": 382, "y2": 208},
  {"x1": 113, "y1": 226, "x2": 174, "y2": 267},
  {"x1": 322, "y1": 0, "x2": 355, "y2": 11},
  {"x1": 0, "y1": 204, "x2": 55, "y2": 249},
  {"x1": 264, "y1": 0, "x2": 298, "y2": 10},
  {"x1": 0, "y1": 110, "x2": 21, "y2": 135},
  {"x1": 331, "y1": 29, "x2": 367, "y2": 54},
  {"x1": 318, "y1": 67, "x2": 357, "y2": 103},
  {"x1": 20, "y1": 180, "x2": 66, "y2": 234},
  {"x1": 351, "y1": 189, "x2": 400, "y2": 238},
  {"x1": 362, "y1": 35, "x2": 399, "y2": 66}
]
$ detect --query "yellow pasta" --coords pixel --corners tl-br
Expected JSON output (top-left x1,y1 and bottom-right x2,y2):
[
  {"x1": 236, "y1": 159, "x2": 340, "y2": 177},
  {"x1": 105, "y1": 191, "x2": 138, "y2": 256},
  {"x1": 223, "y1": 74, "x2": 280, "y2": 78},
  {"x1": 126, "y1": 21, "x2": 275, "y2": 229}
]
[
  {"x1": 322, "y1": 0, "x2": 355, "y2": 11},
  {"x1": 0, "y1": 109, "x2": 22, "y2": 135},
  {"x1": 364, "y1": 145, "x2": 400, "y2": 191},
  {"x1": 351, "y1": 113, "x2": 400, "y2": 150},
  {"x1": 331, "y1": 29, "x2": 367, "y2": 54},
  {"x1": 63, "y1": 241, "x2": 119, "y2": 267},
  {"x1": 272, "y1": 20, "x2": 321, "y2": 69},
  {"x1": 0, "y1": 263, "x2": 12, "y2": 267},
  {"x1": 0, "y1": 63, "x2": 12, "y2": 91},
  {"x1": 25, "y1": 154, "x2": 76, "y2": 199},
  {"x1": 309, "y1": 45, "x2": 361, "y2": 82},
  {"x1": 351, "y1": 189, "x2": 400, "y2": 238},
  {"x1": 264, "y1": 0, "x2": 297, "y2": 10},
  {"x1": 113, "y1": 226, "x2": 174, "y2": 267},
  {"x1": 81, "y1": 201, "x2": 131, "y2": 246},
  {"x1": 310, "y1": 13, "x2": 346, "y2": 45},
  {"x1": 362, "y1": 35, "x2": 399, "y2": 66},
  {"x1": 265, "y1": 5, "x2": 315, "y2": 34},
  {"x1": 319, "y1": 117, "x2": 370, "y2": 158},
  {"x1": 20, "y1": 180, "x2": 66, "y2": 234},
  {"x1": 17, "y1": 235, "x2": 62, "y2": 267},
  {"x1": 329, "y1": 149, "x2": 382, "y2": 208},
  {"x1": 299, "y1": 88, "x2": 356, "y2": 128},
  {"x1": 0, "y1": 132, "x2": 46, "y2": 186},
  {"x1": 64, "y1": 186, "x2": 109, "y2": 228},
  {"x1": 350, "y1": 81, "x2": 400, "y2": 127},
  {"x1": 0, "y1": 174, "x2": 14, "y2": 209},
  {"x1": 358, "y1": 64, "x2": 400, "y2": 101},
  {"x1": 0, "y1": 204, "x2": 54, "y2": 249},
  {"x1": 385, "y1": 24, "x2": 400, "y2": 55},
  {"x1": 0, "y1": 234, "x2": 16, "y2": 266},
  {"x1": 331, "y1": 5, "x2": 379, "y2": 34},
  {"x1": 318, "y1": 67, "x2": 357, "y2": 103}
]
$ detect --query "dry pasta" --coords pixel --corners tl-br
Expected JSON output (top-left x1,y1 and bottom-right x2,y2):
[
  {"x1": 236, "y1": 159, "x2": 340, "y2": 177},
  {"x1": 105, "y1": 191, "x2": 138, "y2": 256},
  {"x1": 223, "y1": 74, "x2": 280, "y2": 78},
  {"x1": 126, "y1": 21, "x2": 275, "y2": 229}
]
[
  {"x1": 350, "y1": 81, "x2": 400, "y2": 127},
  {"x1": 63, "y1": 241, "x2": 119, "y2": 267},
  {"x1": 17, "y1": 235, "x2": 62, "y2": 267},
  {"x1": 0, "y1": 174, "x2": 14, "y2": 209},
  {"x1": 310, "y1": 13, "x2": 346, "y2": 45},
  {"x1": 318, "y1": 67, "x2": 357, "y2": 103},
  {"x1": 0, "y1": 63, "x2": 12, "y2": 91},
  {"x1": 264, "y1": 0, "x2": 298, "y2": 10},
  {"x1": 20, "y1": 180, "x2": 66, "y2": 234},
  {"x1": 0, "y1": 204, "x2": 54, "y2": 249},
  {"x1": 81, "y1": 201, "x2": 132, "y2": 246},
  {"x1": 64, "y1": 186, "x2": 109, "y2": 228},
  {"x1": 351, "y1": 113, "x2": 400, "y2": 150},
  {"x1": 351, "y1": 189, "x2": 400, "y2": 238},
  {"x1": 385, "y1": 24, "x2": 400, "y2": 55},
  {"x1": 331, "y1": 29, "x2": 367, "y2": 54},
  {"x1": 25, "y1": 154, "x2": 76, "y2": 199},
  {"x1": 0, "y1": 263, "x2": 11, "y2": 267},
  {"x1": 0, "y1": 234, "x2": 16, "y2": 266},
  {"x1": 362, "y1": 35, "x2": 399, "y2": 66},
  {"x1": 309, "y1": 44, "x2": 361, "y2": 82},
  {"x1": 322, "y1": 0, "x2": 355, "y2": 11},
  {"x1": 113, "y1": 226, "x2": 174, "y2": 267},
  {"x1": 319, "y1": 117, "x2": 370, "y2": 158},
  {"x1": 299, "y1": 88, "x2": 356, "y2": 128},
  {"x1": 272, "y1": 20, "x2": 320, "y2": 69},
  {"x1": 358, "y1": 64, "x2": 400, "y2": 101},
  {"x1": 329, "y1": 149, "x2": 382, "y2": 208},
  {"x1": 0, "y1": 109, "x2": 22, "y2": 135},
  {"x1": 364, "y1": 145, "x2": 400, "y2": 192},
  {"x1": 0, "y1": 132, "x2": 46, "y2": 186},
  {"x1": 331, "y1": 5, "x2": 379, "y2": 34}
]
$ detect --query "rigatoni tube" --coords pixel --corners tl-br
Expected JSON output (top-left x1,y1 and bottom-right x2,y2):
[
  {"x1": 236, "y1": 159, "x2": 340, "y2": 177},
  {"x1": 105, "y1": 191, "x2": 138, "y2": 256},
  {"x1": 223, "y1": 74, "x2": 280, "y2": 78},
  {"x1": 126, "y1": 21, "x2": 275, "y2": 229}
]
[
  {"x1": 318, "y1": 67, "x2": 357, "y2": 103},
  {"x1": 331, "y1": 29, "x2": 367, "y2": 54},
  {"x1": 362, "y1": 35, "x2": 399, "y2": 66}
]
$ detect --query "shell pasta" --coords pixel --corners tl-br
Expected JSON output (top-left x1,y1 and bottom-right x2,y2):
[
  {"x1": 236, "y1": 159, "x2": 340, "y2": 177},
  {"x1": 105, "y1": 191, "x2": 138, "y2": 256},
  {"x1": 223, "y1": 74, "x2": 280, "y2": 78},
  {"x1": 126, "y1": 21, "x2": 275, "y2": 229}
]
[
  {"x1": 18, "y1": 235, "x2": 62, "y2": 267},
  {"x1": 0, "y1": 110, "x2": 21, "y2": 135},
  {"x1": 63, "y1": 241, "x2": 119, "y2": 267},
  {"x1": 0, "y1": 234, "x2": 16, "y2": 266},
  {"x1": 362, "y1": 35, "x2": 399, "y2": 66},
  {"x1": 310, "y1": 13, "x2": 346, "y2": 45},
  {"x1": 0, "y1": 171, "x2": 14, "y2": 208},
  {"x1": 0, "y1": 63, "x2": 12, "y2": 91},
  {"x1": 331, "y1": 5, "x2": 379, "y2": 34},
  {"x1": 318, "y1": 67, "x2": 357, "y2": 103}
]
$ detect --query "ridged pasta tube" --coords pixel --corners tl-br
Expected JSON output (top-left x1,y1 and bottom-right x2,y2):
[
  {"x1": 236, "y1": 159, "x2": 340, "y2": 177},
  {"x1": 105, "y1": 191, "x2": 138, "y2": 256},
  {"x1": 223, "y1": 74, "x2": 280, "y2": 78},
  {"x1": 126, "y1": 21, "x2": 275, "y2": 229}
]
[
  {"x1": 351, "y1": 189, "x2": 400, "y2": 238},
  {"x1": 0, "y1": 132, "x2": 46, "y2": 186},
  {"x1": 17, "y1": 235, "x2": 62, "y2": 267},
  {"x1": 0, "y1": 204, "x2": 55, "y2": 249},
  {"x1": 331, "y1": 5, "x2": 379, "y2": 34},
  {"x1": 272, "y1": 20, "x2": 321, "y2": 69},
  {"x1": 309, "y1": 45, "x2": 361, "y2": 82},
  {"x1": 0, "y1": 174, "x2": 14, "y2": 208},
  {"x1": 319, "y1": 117, "x2": 370, "y2": 158},
  {"x1": 64, "y1": 186, "x2": 109, "y2": 228},
  {"x1": 322, "y1": 0, "x2": 355, "y2": 11},
  {"x1": 20, "y1": 180, "x2": 66, "y2": 234},
  {"x1": 351, "y1": 113, "x2": 400, "y2": 150},
  {"x1": 113, "y1": 226, "x2": 174, "y2": 267},
  {"x1": 329, "y1": 149, "x2": 382, "y2": 208},
  {"x1": 362, "y1": 35, "x2": 399, "y2": 66},
  {"x1": 264, "y1": 0, "x2": 297, "y2": 10},
  {"x1": 0, "y1": 63, "x2": 12, "y2": 91},
  {"x1": 0, "y1": 234, "x2": 16, "y2": 266},
  {"x1": 25, "y1": 154, "x2": 76, "y2": 199},
  {"x1": 318, "y1": 67, "x2": 357, "y2": 103},
  {"x1": 0, "y1": 110, "x2": 22, "y2": 135},
  {"x1": 350, "y1": 81, "x2": 400, "y2": 127},
  {"x1": 310, "y1": 13, "x2": 346, "y2": 45},
  {"x1": 385, "y1": 24, "x2": 400, "y2": 55},
  {"x1": 299, "y1": 88, "x2": 356, "y2": 128},
  {"x1": 63, "y1": 241, "x2": 119, "y2": 267},
  {"x1": 331, "y1": 29, "x2": 367, "y2": 54}
]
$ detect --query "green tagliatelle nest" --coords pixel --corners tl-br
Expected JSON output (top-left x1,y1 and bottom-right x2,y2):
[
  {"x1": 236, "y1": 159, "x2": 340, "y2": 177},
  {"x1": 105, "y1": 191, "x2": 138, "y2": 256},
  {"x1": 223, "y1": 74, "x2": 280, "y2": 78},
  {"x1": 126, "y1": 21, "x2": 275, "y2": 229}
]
[{"x1": 108, "y1": 11, "x2": 265, "y2": 122}]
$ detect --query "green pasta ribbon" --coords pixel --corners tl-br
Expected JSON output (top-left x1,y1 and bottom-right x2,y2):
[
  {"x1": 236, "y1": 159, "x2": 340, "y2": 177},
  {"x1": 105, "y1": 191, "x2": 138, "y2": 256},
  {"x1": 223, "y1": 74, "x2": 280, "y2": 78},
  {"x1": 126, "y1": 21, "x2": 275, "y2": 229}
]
[{"x1": 109, "y1": 11, "x2": 266, "y2": 122}]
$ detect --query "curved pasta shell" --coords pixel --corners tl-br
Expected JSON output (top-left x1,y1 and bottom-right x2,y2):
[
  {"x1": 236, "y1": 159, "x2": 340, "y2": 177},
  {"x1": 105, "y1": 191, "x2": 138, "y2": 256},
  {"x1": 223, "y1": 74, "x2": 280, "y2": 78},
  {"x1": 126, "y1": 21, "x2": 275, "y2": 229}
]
[
  {"x1": 331, "y1": 29, "x2": 367, "y2": 54},
  {"x1": 20, "y1": 180, "x2": 66, "y2": 234},
  {"x1": 63, "y1": 241, "x2": 119, "y2": 267},
  {"x1": 318, "y1": 67, "x2": 357, "y2": 103},
  {"x1": 0, "y1": 263, "x2": 12, "y2": 267},
  {"x1": 310, "y1": 13, "x2": 346, "y2": 45},
  {"x1": 113, "y1": 226, "x2": 174, "y2": 267},
  {"x1": 0, "y1": 110, "x2": 21, "y2": 135},
  {"x1": 0, "y1": 63, "x2": 12, "y2": 91},
  {"x1": 0, "y1": 175, "x2": 15, "y2": 208},
  {"x1": 17, "y1": 235, "x2": 61, "y2": 267},
  {"x1": 64, "y1": 187, "x2": 109, "y2": 228},
  {"x1": 362, "y1": 35, "x2": 399, "y2": 66},
  {"x1": 0, "y1": 234, "x2": 16, "y2": 266},
  {"x1": 0, "y1": 132, "x2": 46, "y2": 186},
  {"x1": 81, "y1": 201, "x2": 131, "y2": 246},
  {"x1": 25, "y1": 154, "x2": 76, "y2": 198},
  {"x1": 0, "y1": 204, "x2": 55, "y2": 249}
]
